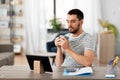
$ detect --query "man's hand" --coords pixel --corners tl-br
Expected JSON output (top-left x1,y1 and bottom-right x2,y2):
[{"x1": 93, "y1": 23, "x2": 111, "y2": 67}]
[
  {"x1": 55, "y1": 35, "x2": 70, "y2": 49},
  {"x1": 58, "y1": 35, "x2": 70, "y2": 50},
  {"x1": 54, "y1": 36, "x2": 61, "y2": 47}
]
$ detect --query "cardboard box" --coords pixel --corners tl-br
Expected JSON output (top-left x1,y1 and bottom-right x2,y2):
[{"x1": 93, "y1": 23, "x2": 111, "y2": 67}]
[{"x1": 99, "y1": 32, "x2": 115, "y2": 64}]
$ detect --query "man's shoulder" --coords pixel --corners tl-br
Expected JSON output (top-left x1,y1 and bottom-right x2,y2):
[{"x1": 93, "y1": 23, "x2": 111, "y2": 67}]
[
  {"x1": 77, "y1": 32, "x2": 94, "y2": 43},
  {"x1": 83, "y1": 32, "x2": 93, "y2": 38}
]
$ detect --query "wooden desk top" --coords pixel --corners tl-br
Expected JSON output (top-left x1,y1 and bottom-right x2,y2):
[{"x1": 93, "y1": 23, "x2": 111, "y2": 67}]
[{"x1": 0, "y1": 65, "x2": 120, "y2": 80}]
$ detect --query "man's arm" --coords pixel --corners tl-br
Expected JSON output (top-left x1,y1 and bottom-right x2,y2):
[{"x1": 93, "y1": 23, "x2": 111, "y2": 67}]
[
  {"x1": 55, "y1": 47, "x2": 64, "y2": 67},
  {"x1": 54, "y1": 36, "x2": 64, "y2": 67},
  {"x1": 65, "y1": 49, "x2": 94, "y2": 66}
]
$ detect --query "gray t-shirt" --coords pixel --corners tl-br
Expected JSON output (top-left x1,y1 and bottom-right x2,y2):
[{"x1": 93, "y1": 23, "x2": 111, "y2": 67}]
[{"x1": 62, "y1": 32, "x2": 95, "y2": 67}]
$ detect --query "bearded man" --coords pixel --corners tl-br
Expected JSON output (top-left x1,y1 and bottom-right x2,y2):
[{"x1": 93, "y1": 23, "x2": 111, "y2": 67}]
[{"x1": 54, "y1": 9, "x2": 95, "y2": 67}]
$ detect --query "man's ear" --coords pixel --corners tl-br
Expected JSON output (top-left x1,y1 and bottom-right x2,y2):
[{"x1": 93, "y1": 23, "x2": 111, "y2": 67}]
[{"x1": 80, "y1": 19, "x2": 84, "y2": 25}]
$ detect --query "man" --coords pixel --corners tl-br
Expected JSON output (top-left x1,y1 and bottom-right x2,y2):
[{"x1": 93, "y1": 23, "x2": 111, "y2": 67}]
[{"x1": 54, "y1": 9, "x2": 95, "y2": 67}]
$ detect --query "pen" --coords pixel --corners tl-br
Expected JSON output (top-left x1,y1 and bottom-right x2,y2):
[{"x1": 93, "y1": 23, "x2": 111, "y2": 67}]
[
  {"x1": 112, "y1": 56, "x2": 119, "y2": 66},
  {"x1": 110, "y1": 56, "x2": 119, "y2": 71}
]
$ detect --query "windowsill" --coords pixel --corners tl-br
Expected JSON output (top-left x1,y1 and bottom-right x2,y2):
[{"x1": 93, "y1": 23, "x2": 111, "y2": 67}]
[{"x1": 47, "y1": 29, "x2": 68, "y2": 33}]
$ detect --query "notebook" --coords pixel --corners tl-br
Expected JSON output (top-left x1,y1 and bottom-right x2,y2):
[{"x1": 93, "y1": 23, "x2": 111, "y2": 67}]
[{"x1": 63, "y1": 67, "x2": 93, "y2": 76}]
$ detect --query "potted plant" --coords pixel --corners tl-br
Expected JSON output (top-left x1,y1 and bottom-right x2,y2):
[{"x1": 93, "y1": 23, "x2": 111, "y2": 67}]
[
  {"x1": 98, "y1": 19, "x2": 119, "y2": 38},
  {"x1": 50, "y1": 18, "x2": 62, "y2": 32}
]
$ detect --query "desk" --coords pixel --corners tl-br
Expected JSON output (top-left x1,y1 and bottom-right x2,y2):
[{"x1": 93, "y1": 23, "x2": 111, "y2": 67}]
[{"x1": 0, "y1": 65, "x2": 120, "y2": 80}]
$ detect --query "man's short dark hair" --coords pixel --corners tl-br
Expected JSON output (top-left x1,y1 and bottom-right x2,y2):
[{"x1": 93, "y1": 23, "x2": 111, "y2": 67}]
[{"x1": 67, "y1": 9, "x2": 84, "y2": 20}]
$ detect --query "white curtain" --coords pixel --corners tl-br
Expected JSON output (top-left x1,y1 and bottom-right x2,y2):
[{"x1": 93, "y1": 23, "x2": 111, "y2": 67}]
[
  {"x1": 23, "y1": 0, "x2": 47, "y2": 54},
  {"x1": 92, "y1": 0, "x2": 101, "y2": 57}
]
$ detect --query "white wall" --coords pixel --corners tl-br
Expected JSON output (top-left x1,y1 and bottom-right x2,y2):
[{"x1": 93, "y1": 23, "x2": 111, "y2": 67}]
[{"x1": 101, "y1": 0, "x2": 120, "y2": 55}]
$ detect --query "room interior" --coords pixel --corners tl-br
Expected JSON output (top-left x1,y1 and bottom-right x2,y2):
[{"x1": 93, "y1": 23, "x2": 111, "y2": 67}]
[{"x1": 0, "y1": 0, "x2": 120, "y2": 69}]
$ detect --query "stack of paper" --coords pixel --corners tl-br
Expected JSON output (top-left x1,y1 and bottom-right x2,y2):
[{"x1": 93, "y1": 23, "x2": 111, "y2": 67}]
[{"x1": 63, "y1": 67, "x2": 93, "y2": 76}]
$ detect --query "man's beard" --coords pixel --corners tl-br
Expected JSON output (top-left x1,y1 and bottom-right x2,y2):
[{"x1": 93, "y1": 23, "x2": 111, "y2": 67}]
[{"x1": 68, "y1": 23, "x2": 80, "y2": 34}]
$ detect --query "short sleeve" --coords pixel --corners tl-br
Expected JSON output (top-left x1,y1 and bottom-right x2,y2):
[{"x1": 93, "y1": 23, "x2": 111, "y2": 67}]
[{"x1": 83, "y1": 34, "x2": 95, "y2": 52}]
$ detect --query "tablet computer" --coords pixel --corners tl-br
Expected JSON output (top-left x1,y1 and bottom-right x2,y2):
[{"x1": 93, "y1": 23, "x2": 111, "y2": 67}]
[{"x1": 26, "y1": 54, "x2": 53, "y2": 72}]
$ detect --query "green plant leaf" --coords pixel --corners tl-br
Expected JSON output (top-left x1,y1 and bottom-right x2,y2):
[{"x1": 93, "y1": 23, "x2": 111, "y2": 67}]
[
  {"x1": 107, "y1": 24, "x2": 119, "y2": 38},
  {"x1": 50, "y1": 18, "x2": 62, "y2": 32},
  {"x1": 98, "y1": 19, "x2": 119, "y2": 38}
]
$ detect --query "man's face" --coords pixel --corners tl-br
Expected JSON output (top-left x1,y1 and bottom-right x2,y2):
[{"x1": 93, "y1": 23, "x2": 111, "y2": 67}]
[{"x1": 66, "y1": 14, "x2": 83, "y2": 34}]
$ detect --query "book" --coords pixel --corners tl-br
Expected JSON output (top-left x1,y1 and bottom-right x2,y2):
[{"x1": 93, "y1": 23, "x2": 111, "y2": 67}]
[{"x1": 63, "y1": 67, "x2": 93, "y2": 76}]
